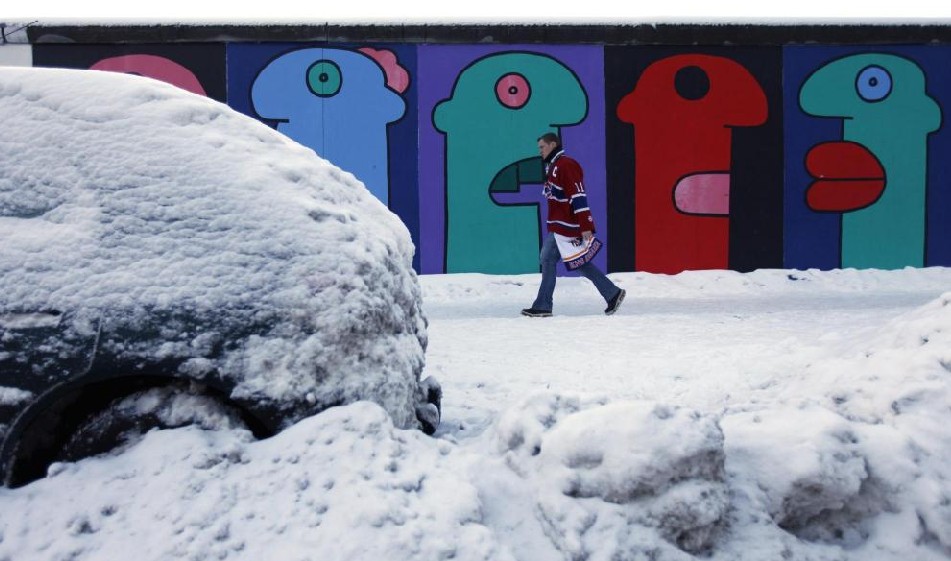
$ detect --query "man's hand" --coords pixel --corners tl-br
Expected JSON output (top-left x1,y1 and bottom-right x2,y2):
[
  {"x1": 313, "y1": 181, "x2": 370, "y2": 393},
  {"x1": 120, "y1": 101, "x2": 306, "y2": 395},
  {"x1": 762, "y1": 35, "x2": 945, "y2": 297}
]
[{"x1": 582, "y1": 231, "x2": 593, "y2": 242}]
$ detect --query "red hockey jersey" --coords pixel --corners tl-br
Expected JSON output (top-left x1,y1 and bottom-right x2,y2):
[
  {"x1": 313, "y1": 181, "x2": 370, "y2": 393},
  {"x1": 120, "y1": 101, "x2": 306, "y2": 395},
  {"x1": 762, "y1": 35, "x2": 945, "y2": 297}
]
[{"x1": 543, "y1": 150, "x2": 596, "y2": 238}]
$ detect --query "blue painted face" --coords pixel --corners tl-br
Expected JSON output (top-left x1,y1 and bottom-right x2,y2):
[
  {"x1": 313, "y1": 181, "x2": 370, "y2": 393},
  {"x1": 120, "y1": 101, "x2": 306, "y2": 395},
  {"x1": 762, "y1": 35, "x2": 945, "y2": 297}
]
[
  {"x1": 306, "y1": 60, "x2": 343, "y2": 98},
  {"x1": 252, "y1": 48, "x2": 406, "y2": 205}
]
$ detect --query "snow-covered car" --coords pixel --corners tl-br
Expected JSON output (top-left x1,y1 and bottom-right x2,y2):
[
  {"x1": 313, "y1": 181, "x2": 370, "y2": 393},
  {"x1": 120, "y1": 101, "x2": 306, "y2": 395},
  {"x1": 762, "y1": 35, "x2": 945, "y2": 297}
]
[{"x1": 0, "y1": 67, "x2": 440, "y2": 487}]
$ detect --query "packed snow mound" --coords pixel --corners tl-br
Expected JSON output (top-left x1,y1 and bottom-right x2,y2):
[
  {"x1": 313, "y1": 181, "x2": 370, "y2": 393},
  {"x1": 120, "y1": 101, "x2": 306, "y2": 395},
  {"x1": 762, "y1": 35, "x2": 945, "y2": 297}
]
[
  {"x1": 486, "y1": 293, "x2": 951, "y2": 561},
  {"x1": 0, "y1": 67, "x2": 427, "y2": 428},
  {"x1": 723, "y1": 406, "x2": 881, "y2": 543},
  {"x1": 865, "y1": 291, "x2": 951, "y2": 351},
  {"x1": 1, "y1": 268, "x2": 951, "y2": 561},
  {"x1": 495, "y1": 393, "x2": 729, "y2": 559},
  {"x1": 0, "y1": 402, "x2": 509, "y2": 561},
  {"x1": 718, "y1": 293, "x2": 951, "y2": 557}
]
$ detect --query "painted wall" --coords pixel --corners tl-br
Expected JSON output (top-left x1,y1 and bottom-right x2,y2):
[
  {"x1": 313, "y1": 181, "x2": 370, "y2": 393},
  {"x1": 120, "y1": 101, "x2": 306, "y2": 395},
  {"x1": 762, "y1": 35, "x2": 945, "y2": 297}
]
[{"x1": 5, "y1": 40, "x2": 951, "y2": 274}]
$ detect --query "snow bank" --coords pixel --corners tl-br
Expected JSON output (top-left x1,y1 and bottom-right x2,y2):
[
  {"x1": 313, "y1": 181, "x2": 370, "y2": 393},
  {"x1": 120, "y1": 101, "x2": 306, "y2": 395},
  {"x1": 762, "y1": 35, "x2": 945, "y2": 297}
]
[
  {"x1": 1, "y1": 275, "x2": 950, "y2": 560},
  {"x1": 0, "y1": 66, "x2": 428, "y2": 428},
  {"x1": 477, "y1": 291, "x2": 951, "y2": 560},
  {"x1": 0, "y1": 403, "x2": 508, "y2": 561},
  {"x1": 495, "y1": 393, "x2": 728, "y2": 559},
  {"x1": 718, "y1": 292, "x2": 951, "y2": 559}
]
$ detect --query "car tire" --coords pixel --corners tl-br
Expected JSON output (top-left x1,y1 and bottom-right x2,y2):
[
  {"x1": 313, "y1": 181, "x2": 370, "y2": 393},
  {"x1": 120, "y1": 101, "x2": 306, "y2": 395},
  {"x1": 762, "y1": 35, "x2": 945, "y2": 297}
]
[{"x1": 56, "y1": 384, "x2": 247, "y2": 463}]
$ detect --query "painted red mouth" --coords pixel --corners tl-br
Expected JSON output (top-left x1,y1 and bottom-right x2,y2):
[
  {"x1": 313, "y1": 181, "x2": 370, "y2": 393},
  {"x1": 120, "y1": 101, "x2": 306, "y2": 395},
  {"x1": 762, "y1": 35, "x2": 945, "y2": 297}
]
[{"x1": 805, "y1": 141, "x2": 886, "y2": 212}]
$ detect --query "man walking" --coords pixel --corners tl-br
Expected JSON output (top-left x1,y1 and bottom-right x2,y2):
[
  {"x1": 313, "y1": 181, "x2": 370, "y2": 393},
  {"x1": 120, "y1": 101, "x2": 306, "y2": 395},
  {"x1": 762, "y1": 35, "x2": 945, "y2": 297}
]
[{"x1": 521, "y1": 133, "x2": 626, "y2": 317}]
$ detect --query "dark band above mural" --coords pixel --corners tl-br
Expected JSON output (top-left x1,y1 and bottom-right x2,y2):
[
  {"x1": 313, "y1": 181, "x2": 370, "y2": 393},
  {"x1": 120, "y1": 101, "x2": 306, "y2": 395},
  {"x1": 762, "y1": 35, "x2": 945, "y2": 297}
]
[{"x1": 6, "y1": 40, "x2": 950, "y2": 274}]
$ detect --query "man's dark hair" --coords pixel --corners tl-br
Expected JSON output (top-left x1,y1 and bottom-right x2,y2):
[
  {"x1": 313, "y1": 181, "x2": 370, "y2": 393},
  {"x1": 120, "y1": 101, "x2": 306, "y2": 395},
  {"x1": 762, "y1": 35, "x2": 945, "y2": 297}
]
[{"x1": 537, "y1": 132, "x2": 561, "y2": 145}]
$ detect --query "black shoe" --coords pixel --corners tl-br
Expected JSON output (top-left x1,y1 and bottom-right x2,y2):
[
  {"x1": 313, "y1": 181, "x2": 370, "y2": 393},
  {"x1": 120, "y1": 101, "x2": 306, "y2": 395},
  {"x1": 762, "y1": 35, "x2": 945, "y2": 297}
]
[
  {"x1": 604, "y1": 289, "x2": 626, "y2": 315},
  {"x1": 521, "y1": 308, "x2": 552, "y2": 317}
]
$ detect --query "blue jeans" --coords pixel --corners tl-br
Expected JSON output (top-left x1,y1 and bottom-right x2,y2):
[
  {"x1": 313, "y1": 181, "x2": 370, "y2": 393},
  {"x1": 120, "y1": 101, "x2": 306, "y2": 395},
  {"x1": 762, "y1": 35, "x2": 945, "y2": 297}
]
[{"x1": 532, "y1": 234, "x2": 620, "y2": 311}]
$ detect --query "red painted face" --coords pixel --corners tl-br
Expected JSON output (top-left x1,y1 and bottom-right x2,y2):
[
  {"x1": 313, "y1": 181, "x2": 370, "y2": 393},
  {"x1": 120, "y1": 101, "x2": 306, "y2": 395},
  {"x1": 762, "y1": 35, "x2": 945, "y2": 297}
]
[
  {"x1": 617, "y1": 54, "x2": 768, "y2": 273},
  {"x1": 618, "y1": 54, "x2": 767, "y2": 129}
]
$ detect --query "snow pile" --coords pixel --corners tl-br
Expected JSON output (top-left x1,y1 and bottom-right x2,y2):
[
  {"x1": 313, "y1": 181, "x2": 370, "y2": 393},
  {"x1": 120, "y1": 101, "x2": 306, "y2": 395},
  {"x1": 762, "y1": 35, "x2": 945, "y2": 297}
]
[
  {"x1": 496, "y1": 394, "x2": 728, "y2": 559},
  {"x1": 0, "y1": 403, "x2": 507, "y2": 561},
  {"x1": 724, "y1": 406, "x2": 884, "y2": 543},
  {"x1": 481, "y1": 294, "x2": 951, "y2": 561},
  {"x1": 0, "y1": 273, "x2": 950, "y2": 560},
  {"x1": 0, "y1": 67, "x2": 428, "y2": 428},
  {"x1": 717, "y1": 291, "x2": 951, "y2": 560}
]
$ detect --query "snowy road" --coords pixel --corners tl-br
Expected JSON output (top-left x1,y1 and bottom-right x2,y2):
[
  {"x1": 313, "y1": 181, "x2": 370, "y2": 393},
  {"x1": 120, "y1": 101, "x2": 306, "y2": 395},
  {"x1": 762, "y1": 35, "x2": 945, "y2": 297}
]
[{"x1": 423, "y1": 269, "x2": 949, "y2": 442}]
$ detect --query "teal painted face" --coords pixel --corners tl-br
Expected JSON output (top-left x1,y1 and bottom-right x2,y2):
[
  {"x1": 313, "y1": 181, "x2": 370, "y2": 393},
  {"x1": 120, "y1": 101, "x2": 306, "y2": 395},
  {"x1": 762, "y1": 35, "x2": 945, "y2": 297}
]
[
  {"x1": 433, "y1": 52, "x2": 588, "y2": 274},
  {"x1": 800, "y1": 53, "x2": 940, "y2": 134},
  {"x1": 799, "y1": 52, "x2": 942, "y2": 269},
  {"x1": 435, "y1": 53, "x2": 587, "y2": 137},
  {"x1": 433, "y1": 53, "x2": 588, "y2": 274},
  {"x1": 434, "y1": 53, "x2": 586, "y2": 198}
]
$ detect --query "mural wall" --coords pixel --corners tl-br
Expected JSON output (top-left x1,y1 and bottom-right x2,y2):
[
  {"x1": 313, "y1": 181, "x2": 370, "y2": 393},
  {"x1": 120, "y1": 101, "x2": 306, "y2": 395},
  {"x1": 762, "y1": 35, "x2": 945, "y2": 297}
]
[
  {"x1": 5, "y1": 40, "x2": 951, "y2": 274},
  {"x1": 32, "y1": 44, "x2": 227, "y2": 101}
]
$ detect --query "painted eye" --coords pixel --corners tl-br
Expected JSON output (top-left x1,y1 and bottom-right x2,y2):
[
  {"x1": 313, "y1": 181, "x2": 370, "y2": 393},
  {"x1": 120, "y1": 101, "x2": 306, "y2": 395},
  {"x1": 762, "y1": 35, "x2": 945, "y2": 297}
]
[
  {"x1": 495, "y1": 73, "x2": 531, "y2": 109},
  {"x1": 855, "y1": 65, "x2": 892, "y2": 102},
  {"x1": 307, "y1": 60, "x2": 342, "y2": 97},
  {"x1": 674, "y1": 66, "x2": 710, "y2": 101}
]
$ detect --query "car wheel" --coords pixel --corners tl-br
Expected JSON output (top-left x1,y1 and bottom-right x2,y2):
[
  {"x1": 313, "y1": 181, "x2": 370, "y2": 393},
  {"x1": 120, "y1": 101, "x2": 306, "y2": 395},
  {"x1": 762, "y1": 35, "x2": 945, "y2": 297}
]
[{"x1": 56, "y1": 384, "x2": 247, "y2": 463}]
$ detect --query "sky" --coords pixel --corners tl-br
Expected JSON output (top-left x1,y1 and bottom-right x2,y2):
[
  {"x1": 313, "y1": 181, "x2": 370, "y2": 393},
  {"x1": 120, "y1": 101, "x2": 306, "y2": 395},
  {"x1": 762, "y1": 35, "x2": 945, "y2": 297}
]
[
  {"x1": 1, "y1": 65, "x2": 950, "y2": 561},
  {"x1": 5, "y1": 0, "x2": 951, "y2": 23}
]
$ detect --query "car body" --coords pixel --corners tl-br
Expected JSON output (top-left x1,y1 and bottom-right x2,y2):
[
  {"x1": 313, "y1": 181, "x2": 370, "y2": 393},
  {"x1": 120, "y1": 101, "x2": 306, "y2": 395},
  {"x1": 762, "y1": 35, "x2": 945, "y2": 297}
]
[{"x1": 0, "y1": 66, "x2": 440, "y2": 487}]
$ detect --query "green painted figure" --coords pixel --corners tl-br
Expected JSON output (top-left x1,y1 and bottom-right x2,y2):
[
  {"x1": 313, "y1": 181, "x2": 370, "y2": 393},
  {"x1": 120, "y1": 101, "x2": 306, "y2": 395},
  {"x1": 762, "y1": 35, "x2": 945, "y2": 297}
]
[
  {"x1": 434, "y1": 52, "x2": 587, "y2": 274},
  {"x1": 800, "y1": 53, "x2": 941, "y2": 268}
]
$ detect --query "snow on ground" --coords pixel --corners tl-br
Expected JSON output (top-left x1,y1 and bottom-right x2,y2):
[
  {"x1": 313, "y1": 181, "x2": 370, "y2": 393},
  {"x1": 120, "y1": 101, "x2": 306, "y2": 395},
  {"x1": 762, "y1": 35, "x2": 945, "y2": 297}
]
[{"x1": 1, "y1": 267, "x2": 950, "y2": 561}]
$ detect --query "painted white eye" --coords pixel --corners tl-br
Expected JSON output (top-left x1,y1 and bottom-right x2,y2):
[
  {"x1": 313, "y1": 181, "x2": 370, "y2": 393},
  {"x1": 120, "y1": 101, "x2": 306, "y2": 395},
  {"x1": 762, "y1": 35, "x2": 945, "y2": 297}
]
[{"x1": 855, "y1": 65, "x2": 892, "y2": 102}]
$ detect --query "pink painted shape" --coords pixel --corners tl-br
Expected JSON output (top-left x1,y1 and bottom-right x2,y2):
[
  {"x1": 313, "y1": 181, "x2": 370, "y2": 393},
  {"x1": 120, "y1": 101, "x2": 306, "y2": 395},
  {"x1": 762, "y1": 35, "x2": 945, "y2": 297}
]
[
  {"x1": 495, "y1": 73, "x2": 530, "y2": 109},
  {"x1": 673, "y1": 173, "x2": 730, "y2": 215},
  {"x1": 358, "y1": 47, "x2": 410, "y2": 94},
  {"x1": 90, "y1": 54, "x2": 207, "y2": 96}
]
